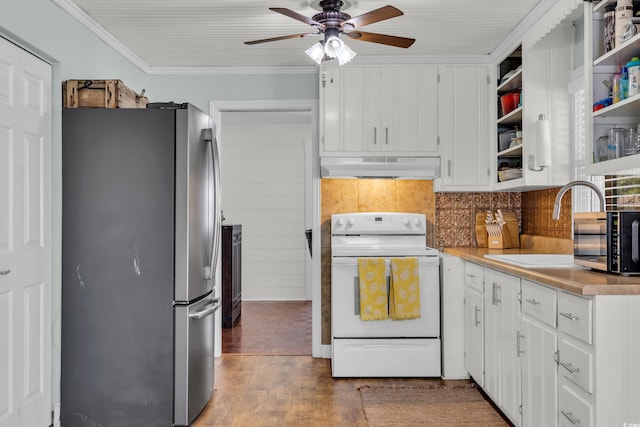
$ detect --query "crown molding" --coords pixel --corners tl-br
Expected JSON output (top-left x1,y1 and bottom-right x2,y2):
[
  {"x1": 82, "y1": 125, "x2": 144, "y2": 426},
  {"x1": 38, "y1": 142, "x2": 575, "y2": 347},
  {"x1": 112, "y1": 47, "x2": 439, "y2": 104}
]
[
  {"x1": 490, "y1": 0, "x2": 566, "y2": 62},
  {"x1": 50, "y1": 0, "x2": 151, "y2": 73},
  {"x1": 146, "y1": 66, "x2": 318, "y2": 75}
]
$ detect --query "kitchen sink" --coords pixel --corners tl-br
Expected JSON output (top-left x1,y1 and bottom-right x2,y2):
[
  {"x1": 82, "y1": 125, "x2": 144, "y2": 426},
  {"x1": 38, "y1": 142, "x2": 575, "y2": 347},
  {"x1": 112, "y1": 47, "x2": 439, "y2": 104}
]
[{"x1": 483, "y1": 254, "x2": 576, "y2": 268}]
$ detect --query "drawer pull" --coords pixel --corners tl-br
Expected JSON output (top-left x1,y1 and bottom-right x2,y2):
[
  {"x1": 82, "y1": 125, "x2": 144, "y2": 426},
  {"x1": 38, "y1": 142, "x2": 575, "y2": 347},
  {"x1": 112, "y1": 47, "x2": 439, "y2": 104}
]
[
  {"x1": 466, "y1": 274, "x2": 476, "y2": 279},
  {"x1": 0, "y1": 269, "x2": 10, "y2": 276},
  {"x1": 525, "y1": 298, "x2": 540, "y2": 305},
  {"x1": 560, "y1": 410, "x2": 580, "y2": 424},
  {"x1": 474, "y1": 306, "x2": 481, "y2": 326},
  {"x1": 560, "y1": 312, "x2": 579, "y2": 321},
  {"x1": 559, "y1": 361, "x2": 580, "y2": 374}
]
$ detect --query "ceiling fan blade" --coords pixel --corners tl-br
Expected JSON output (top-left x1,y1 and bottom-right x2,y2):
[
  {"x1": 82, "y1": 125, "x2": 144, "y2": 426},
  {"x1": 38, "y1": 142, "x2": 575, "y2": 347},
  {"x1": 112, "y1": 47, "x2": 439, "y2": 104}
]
[
  {"x1": 341, "y1": 5, "x2": 403, "y2": 29},
  {"x1": 270, "y1": 7, "x2": 325, "y2": 29},
  {"x1": 344, "y1": 31, "x2": 415, "y2": 48},
  {"x1": 244, "y1": 33, "x2": 318, "y2": 45}
]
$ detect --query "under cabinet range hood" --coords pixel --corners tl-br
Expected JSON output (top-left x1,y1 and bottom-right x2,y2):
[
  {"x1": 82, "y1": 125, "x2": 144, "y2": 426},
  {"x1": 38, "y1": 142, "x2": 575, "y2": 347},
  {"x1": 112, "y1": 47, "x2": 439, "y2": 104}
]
[{"x1": 320, "y1": 157, "x2": 441, "y2": 179}]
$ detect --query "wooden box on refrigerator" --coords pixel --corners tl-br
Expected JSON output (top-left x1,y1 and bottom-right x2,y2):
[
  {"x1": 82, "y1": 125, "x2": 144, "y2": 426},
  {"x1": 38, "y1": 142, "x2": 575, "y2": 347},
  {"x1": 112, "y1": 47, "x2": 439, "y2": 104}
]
[{"x1": 63, "y1": 79, "x2": 148, "y2": 108}]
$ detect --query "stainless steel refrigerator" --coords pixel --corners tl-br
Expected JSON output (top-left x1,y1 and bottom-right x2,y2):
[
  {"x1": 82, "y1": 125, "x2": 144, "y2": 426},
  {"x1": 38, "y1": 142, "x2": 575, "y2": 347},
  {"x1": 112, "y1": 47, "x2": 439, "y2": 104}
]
[{"x1": 61, "y1": 103, "x2": 221, "y2": 427}]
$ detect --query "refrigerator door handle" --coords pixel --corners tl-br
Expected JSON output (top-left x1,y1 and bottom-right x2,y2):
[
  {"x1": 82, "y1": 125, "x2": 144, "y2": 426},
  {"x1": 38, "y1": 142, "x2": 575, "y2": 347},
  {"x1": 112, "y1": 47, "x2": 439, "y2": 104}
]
[
  {"x1": 204, "y1": 126, "x2": 222, "y2": 280},
  {"x1": 189, "y1": 298, "x2": 220, "y2": 320}
]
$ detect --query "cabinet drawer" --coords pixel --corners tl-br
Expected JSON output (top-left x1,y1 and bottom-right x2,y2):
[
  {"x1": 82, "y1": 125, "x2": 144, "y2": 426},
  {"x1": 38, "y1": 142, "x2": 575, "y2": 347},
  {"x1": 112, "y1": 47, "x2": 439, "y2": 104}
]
[
  {"x1": 521, "y1": 279, "x2": 557, "y2": 327},
  {"x1": 558, "y1": 292, "x2": 593, "y2": 344},
  {"x1": 464, "y1": 262, "x2": 484, "y2": 292},
  {"x1": 559, "y1": 383, "x2": 593, "y2": 427},
  {"x1": 558, "y1": 339, "x2": 593, "y2": 393}
]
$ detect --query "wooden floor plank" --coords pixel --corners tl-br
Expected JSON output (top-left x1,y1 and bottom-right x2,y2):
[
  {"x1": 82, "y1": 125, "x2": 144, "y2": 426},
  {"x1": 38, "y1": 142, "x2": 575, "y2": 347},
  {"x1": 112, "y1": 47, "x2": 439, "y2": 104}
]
[{"x1": 195, "y1": 301, "x2": 509, "y2": 426}]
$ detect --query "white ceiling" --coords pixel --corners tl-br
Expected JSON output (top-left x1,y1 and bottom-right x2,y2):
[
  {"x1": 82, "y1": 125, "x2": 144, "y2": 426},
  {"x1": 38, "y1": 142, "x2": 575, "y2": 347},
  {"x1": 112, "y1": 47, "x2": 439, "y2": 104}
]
[{"x1": 60, "y1": 0, "x2": 550, "y2": 70}]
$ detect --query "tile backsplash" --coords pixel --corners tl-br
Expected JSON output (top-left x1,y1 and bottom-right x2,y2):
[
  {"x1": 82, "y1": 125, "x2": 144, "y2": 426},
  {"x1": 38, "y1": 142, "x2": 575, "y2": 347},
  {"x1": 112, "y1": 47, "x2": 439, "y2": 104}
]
[{"x1": 319, "y1": 179, "x2": 571, "y2": 344}]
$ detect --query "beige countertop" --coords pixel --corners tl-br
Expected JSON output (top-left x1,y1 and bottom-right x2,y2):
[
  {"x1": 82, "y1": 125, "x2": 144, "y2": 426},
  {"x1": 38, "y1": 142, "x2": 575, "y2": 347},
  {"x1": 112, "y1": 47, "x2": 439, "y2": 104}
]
[{"x1": 444, "y1": 246, "x2": 640, "y2": 296}]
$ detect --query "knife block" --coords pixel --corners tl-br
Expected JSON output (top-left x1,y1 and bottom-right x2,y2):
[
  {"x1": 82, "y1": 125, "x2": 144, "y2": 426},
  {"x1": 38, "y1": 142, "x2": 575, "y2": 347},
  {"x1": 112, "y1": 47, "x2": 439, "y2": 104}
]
[{"x1": 476, "y1": 211, "x2": 519, "y2": 249}]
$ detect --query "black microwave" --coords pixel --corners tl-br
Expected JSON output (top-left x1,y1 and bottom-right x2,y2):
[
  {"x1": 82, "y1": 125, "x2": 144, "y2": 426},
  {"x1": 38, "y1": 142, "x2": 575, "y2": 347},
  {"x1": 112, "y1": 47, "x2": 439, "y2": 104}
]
[{"x1": 607, "y1": 211, "x2": 640, "y2": 275}]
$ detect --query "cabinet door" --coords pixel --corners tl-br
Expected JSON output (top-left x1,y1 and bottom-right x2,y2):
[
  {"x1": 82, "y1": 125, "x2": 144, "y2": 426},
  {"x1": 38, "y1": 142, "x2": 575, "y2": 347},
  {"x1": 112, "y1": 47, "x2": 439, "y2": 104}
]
[
  {"x1": 464, "y1": 287, "x2": 484, "y2": 386},
  {"x1": 521, "y1": 317, "x2": 558, "y2": 427},
  {"x1": 321, "y1": 66, "x2": 379, "y2": 153},
  {"x1": 436, "y1": 66, "x2": 492, "y2": 190},
  {"x1": 381, "y1": 66, "x2": 438, "y2": 154},
  {"x1": 484, "y1": 268, "x2": 522, "y2": 426}
]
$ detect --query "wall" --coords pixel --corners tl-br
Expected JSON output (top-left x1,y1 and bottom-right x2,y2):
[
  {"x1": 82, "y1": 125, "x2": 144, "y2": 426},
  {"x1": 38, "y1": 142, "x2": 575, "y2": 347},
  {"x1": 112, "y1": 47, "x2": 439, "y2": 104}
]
[
  {"x1": 521, "y1": 188, "x2": 573, "y2": 238},
  {"x1": 1, "y1": 0, "x2": 320, "y2": 408},
  {"x1": 320, "y1": 181, "x2": 571, "y2": 344}
]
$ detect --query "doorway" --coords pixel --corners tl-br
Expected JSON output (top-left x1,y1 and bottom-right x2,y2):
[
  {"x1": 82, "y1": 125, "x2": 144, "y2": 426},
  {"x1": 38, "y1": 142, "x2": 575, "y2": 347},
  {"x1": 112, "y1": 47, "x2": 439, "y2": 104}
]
[{"x1": 209, "y1": 100, "x2": 321, "y2": 357}]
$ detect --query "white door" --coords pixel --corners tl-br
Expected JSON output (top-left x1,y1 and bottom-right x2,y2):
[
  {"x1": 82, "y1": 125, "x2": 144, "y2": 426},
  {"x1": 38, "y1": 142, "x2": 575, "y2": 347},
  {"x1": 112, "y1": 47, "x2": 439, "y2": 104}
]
[{"x1": 0, "y1": 37, "x2": 52, "y2": 427}]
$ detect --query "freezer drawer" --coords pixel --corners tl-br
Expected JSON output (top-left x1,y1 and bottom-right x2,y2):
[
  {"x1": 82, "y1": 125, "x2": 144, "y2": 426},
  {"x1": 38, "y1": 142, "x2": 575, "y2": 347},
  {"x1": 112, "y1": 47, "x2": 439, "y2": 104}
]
[{"x1": 174, "y1": 295, "x2": 218, "y2": 426}]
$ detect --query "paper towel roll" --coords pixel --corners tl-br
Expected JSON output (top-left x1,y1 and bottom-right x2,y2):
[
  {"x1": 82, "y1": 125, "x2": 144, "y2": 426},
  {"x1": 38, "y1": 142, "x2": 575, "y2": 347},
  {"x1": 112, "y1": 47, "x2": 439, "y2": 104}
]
[{"x1": 536, "y1": 114, "x2": 552, "y2": 167}]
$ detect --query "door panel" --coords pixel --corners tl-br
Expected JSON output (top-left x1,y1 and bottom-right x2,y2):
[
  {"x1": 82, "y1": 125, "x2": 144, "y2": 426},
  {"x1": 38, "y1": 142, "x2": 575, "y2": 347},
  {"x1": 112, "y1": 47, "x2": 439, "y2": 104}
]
[{"x1": 0, "y1": 36, "x2": 51, "y2": 427}]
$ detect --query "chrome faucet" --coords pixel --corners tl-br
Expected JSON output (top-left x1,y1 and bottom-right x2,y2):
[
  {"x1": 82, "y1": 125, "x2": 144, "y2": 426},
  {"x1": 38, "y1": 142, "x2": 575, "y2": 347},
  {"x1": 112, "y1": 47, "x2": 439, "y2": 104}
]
[{"x1": 552, "y1": 180, "x2": 606, "y2": 220}]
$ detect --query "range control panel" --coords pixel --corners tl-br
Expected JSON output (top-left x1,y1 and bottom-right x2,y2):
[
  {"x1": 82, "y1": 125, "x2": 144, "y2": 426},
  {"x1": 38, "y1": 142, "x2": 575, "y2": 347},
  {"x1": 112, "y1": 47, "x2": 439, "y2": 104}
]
[{"x1": 331, "y1": 212, "x2": 426, "y2": 235}]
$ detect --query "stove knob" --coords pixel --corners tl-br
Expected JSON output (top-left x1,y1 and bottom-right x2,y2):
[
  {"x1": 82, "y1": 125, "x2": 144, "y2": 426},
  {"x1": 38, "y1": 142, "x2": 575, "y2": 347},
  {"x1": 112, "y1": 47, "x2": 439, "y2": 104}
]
[
  {"x1": 403, "y1": 218, "x2": 411, "y2": 227},
  {"x1": 346, "y1": 219, "x2": 354, "y2": 227},
  {"x1": 414, "y1": 219, "x2": 423, "y2": 227},
  {"x1": 335, "y1": 219, "x2": 344, "y2": 228}
]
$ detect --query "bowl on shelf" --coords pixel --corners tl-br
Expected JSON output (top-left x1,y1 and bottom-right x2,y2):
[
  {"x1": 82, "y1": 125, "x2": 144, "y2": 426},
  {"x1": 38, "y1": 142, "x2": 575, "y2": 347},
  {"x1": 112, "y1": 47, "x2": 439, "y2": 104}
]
[{"x1": 500, "y1": 92, "x2": 521, "y2": 116}]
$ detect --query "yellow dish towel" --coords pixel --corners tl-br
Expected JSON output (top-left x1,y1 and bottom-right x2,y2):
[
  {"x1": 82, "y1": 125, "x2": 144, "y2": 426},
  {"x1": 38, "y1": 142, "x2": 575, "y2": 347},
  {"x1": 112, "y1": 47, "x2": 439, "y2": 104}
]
[
  {"x1": 358, "y1": 258, "x2": 389, "y2": 320},
  {"x1": 390, "y1": 258, "x2": 421, "y2": 320}
]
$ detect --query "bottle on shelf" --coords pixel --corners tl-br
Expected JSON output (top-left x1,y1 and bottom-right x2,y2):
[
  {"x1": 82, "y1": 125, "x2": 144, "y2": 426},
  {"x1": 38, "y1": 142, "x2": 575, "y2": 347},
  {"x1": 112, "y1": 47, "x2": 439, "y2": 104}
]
[
  {"x1": 616, "y1": 0, "x2": 634, "y2": 47},
  {"x1": 627, "y1": 57, "x2": 640, "y2": 97},
  {"x1": 613, "y1": 72, "x2": 622, "y2": 103},
  {"x1": 621, "y1": 67, "x2": 629, "y2": 100}
]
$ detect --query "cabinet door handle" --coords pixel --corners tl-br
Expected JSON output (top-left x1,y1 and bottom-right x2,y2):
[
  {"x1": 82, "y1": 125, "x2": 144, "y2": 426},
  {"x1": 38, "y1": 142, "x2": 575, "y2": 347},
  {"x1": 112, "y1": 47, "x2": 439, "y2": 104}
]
[
  {"x1": 448, "y1": 160, "x2": 452, "y2": 177},
  {"x1": 560, "y1": 312, "x2": 579, "y2": 321},
  {"x1": 373, "y1": 127, "x2": 377, "y2": 145},
  {"x1": 525, "y1": 298, "x2": 540, "y2": 305},
  {"x1": 492, "y1": 283, "x2": 501, "y2": 305},
  {"x1": 385, "y1": 127, "x2": 389, "y2": 145},
  {"x1": 466, "y1": 274, "x2": 476, "y2": 279},
  {"x1": 516, "y1": 331, "x2": 524, "y2": 357},
  {"x1": 560, "y1": 410, "x2": 580, "y2": 425},
  {"x1": 474, "y1": 306, "x2": 481, "y2": 326},
  {"x1": 0, "y1": 269, "x2": 10, "y2": 276},
  {"x1": 559, "y1": 361, "x2": 580, "y2": 374}
]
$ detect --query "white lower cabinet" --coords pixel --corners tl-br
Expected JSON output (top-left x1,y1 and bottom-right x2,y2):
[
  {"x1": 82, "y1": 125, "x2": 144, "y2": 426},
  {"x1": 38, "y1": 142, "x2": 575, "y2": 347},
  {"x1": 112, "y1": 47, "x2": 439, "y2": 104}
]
[
  {"x1": 521, "y1": 317, "x2": 558, "y2": 427},
  {"x1": 484, "y1": 268, "x2": 522, "y2": 426},
  {"x1": 461, "y1": 259, "x2": 640, "y2": 427},
  {"x1": 520, "y1": 280, "x2": 558, "y2": 427},
  {"x1": 463, "y1": 287, "x2": 484, "y2": 386}
]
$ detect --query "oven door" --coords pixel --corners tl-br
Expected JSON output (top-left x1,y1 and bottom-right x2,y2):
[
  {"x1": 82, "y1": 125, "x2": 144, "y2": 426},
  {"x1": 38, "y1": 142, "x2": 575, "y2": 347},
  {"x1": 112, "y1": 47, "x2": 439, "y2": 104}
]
[{"x1": 331, "y1": 256, "x2": 440, "y2": 338}]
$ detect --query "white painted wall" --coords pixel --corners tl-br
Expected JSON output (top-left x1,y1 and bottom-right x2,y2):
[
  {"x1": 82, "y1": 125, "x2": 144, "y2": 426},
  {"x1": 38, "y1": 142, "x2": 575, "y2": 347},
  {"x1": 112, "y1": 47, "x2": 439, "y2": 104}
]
[{"x1": 220, "y1": 113, "x2": 311, "y2": 300}]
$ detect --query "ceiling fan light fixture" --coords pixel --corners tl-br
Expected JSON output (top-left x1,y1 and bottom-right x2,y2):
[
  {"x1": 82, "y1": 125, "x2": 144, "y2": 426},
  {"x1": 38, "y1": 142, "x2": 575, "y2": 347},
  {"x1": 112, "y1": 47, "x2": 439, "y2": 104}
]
[
  {"x1": 336, "y1": 42, "x2": 356, "y2": 65},
  {"x1": 324, "y1": 34, "x2": 345, "y2": 58},
  {"x1": 305, "y1": 41, "x2": 326, "y2": 64}
]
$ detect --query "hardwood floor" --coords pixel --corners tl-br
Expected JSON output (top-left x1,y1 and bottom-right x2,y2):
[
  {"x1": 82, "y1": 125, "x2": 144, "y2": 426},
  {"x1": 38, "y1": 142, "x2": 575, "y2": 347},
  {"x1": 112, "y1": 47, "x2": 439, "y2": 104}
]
[
  {"x1": 222, "y1": 301, "x2": 312, "y2": 355},
  {"x1": 193, "y1": 355, "x2": 456, "y2": 426},
  {"x1": 194, "y1": 301, "x2": 508, "y2": 426}
]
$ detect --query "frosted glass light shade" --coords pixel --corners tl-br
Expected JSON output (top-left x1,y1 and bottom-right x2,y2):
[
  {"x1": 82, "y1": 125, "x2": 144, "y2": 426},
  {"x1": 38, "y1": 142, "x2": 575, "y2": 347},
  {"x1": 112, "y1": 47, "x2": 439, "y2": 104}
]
[{"x1": 305, "y1": 42, "x2": 325, "y2": 64}]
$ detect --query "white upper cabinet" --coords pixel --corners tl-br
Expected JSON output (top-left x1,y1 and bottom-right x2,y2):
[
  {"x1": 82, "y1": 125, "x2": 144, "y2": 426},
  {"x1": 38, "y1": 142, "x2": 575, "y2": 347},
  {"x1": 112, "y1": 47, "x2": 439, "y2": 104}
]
[
  {"x1": 320, "y1": 65, "x2": 438, "y2": 156},
  {"x1": 587, "y1": 0, "x2": 640, "y2": 175},
  {"x1": 435, "y1": 65, "x2": 493, "y2": 191},
  {"x1": 494, "y1": 0, "x2": 583, "y2": 191}
]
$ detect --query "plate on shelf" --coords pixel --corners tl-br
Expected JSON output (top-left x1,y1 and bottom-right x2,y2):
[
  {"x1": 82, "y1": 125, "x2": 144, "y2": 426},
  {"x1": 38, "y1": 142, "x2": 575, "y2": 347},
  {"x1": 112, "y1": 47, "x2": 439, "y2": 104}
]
[{"x1": 497, "y1": 168, "x2": 523, "y2": 182}]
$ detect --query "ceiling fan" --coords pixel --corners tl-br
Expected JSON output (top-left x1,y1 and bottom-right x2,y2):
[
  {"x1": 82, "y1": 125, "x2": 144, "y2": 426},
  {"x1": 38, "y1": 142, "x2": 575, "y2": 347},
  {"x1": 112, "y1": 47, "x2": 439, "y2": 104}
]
[{"x1": 244, "y1": 0, "x2": 415, "y2": 65}]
